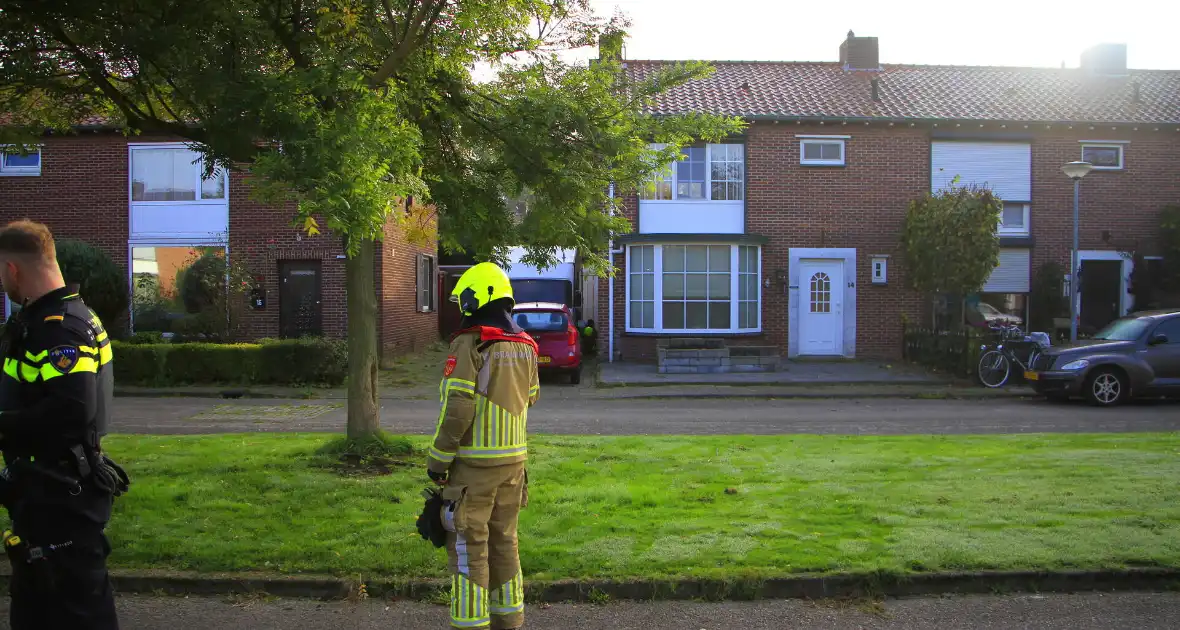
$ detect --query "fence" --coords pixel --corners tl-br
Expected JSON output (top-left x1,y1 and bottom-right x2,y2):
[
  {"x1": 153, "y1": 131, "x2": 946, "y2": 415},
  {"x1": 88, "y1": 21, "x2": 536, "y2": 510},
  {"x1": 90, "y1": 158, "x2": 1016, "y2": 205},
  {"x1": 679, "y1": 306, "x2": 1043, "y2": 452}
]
[{"x1": 902, "y1": 324, "x2": 986, "y2": 377}]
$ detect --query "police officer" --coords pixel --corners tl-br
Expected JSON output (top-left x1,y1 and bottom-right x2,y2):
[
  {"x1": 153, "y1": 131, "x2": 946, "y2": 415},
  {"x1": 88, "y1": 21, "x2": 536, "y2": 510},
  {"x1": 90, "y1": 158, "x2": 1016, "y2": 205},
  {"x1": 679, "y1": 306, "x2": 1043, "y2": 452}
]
[
  {"x1": 429, "y1": 262, "x2": 539, "y2": 630},
  {"x1": 0, "y1": 220, "x2": 126, "y2": 629}
]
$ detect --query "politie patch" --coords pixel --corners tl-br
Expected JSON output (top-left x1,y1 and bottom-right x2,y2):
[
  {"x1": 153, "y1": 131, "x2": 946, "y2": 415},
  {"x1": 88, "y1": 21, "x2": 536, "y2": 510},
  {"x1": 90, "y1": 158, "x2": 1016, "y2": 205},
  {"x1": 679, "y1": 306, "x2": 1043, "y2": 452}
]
[
  {"x1": 48, "y1": 345, "x2": 79, "y2": 374},
  {"x1": 443, "y1": 355, "x2": 458, "y2": 377}
]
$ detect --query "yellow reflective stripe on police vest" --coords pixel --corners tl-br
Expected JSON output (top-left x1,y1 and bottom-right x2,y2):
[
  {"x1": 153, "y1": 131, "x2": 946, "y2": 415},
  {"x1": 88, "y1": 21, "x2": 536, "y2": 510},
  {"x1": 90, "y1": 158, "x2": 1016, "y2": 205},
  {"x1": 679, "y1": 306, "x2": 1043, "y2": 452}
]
[{"x1": 2, "y1": 356, "x2": 98, "y2": 382}]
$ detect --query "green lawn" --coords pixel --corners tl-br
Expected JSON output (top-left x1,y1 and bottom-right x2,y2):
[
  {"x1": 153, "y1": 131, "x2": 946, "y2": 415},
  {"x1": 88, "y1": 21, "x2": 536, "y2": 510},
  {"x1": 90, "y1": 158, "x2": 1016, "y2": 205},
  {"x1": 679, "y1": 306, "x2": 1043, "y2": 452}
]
[
  {"x1": 63, "y1": 433, "x2": 1180, "y2": 580},
  {"x1": 379, "y1": 342, "x2": 449, "y2": 390}
]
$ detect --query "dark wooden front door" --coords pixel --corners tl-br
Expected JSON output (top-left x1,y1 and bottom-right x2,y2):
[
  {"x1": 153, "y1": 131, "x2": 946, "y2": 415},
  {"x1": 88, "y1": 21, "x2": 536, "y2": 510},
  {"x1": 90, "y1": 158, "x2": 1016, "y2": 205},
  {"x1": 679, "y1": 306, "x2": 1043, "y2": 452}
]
[
  {"x1": 1080, "y1": 259, "x2": 1122, "y2": 333},
  {"x1": 279, "y1": 260, "x2": 322, "y2": 338}
]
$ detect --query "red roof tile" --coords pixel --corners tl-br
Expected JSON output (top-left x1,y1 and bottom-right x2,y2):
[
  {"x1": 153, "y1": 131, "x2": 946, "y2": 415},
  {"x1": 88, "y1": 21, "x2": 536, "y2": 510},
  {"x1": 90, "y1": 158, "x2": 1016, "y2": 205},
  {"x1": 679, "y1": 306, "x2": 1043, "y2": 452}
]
[{"x1": 623, "y1": 61, "x2": 1180, "y2": 124}]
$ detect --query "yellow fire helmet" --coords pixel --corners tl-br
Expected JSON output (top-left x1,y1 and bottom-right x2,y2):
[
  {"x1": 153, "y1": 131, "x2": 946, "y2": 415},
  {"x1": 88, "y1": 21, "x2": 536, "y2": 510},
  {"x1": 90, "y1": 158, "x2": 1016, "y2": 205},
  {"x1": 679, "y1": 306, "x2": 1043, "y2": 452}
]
[{"x1": 451, "y1": 262, "x2": 514, "y2": 316}]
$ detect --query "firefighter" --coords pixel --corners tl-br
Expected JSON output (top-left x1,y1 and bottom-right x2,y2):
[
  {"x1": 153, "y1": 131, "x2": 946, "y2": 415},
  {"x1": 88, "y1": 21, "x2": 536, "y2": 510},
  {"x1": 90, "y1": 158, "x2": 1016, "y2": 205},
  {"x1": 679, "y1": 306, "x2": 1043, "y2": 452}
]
[
  {"x1": 429, "y1": 262, "x2": 539, "y2": 630},
  {"x1": 0, "y1": 220, "x2": 128, "y2": 629}
]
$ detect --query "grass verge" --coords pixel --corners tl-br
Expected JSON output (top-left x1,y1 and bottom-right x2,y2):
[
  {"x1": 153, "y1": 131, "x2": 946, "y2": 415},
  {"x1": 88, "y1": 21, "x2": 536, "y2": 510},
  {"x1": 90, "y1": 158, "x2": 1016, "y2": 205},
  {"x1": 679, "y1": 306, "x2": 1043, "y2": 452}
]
[
  {"x1": 379, "y1": 342, "x2": 449, "y2": 389},
  {"x1": 39, "y1": 433, "x2": 1180, "y2": 581}
]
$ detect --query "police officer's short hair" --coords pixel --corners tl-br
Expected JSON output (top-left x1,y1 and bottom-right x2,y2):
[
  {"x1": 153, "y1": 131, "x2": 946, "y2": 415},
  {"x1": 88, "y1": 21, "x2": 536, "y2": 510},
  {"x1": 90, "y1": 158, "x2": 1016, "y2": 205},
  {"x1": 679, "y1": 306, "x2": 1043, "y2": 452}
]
[{"x1": 0, "y1": 220, "x2": 56, "y2": 263}]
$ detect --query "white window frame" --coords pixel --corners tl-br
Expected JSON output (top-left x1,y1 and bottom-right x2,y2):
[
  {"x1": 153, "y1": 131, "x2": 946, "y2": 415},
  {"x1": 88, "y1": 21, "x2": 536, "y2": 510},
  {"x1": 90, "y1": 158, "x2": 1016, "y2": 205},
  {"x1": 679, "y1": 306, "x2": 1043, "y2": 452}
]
[
  {"x1": 639, "y1": 144, "x2": 745, "y2": 202},
  {"x1": 798, "y1": 135, "x2": 848, "y2": 166},
  {"x1": 128, "y1": 142, "x2": 229, "y2": 206},
  {"x1": 416, "y1": 253, "x2": 437, "y2": 313},
  {"x1": 0, "y1": 145, "x2": 42, "y2": 176},
  {"x1": 1079, "y1": 142, "x2": 1126, "y2": 171},
  {"x1": 624, "y1": 243, "x2": 761, "y2": 334},
  {"x1": 999, "y1": 202, "x2": 1031, "y2": 236}
]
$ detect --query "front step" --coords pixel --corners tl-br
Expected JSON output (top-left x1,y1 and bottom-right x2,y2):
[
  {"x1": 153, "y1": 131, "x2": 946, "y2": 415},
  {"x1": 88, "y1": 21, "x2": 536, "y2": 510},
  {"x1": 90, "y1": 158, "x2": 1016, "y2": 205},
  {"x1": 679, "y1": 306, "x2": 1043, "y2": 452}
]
[{"x1": 657, "y1": 339, "x2": 781, "y2": 374}]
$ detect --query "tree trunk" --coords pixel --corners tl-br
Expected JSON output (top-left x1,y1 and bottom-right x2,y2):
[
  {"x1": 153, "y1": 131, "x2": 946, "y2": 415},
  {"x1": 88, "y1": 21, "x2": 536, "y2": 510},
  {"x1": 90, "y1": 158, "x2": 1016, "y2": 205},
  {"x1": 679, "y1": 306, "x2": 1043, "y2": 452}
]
[{"x1": 345, "y1": 238, "x2": 381, "y2": 439}]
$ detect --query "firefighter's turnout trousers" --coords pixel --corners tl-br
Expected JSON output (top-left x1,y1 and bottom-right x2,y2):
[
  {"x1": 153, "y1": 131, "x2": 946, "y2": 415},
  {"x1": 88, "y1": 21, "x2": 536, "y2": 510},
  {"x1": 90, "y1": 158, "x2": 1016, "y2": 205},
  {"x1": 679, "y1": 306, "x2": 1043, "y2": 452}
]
[{"x1": 430, "y1": 326, "x2": 539, "y2": 629}]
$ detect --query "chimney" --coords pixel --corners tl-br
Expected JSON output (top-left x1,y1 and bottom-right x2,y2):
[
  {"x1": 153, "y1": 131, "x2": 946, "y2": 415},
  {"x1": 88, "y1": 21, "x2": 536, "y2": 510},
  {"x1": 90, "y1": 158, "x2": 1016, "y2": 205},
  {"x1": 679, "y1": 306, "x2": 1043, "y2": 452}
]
[
  {"x1": 870, "y1": 77, "x2": 880, "y2": 101},
  {"x1": 839, "y1": 30, "x2": 880, "y2": 71},
  {"x1": 598, "y1": 28, "x2": 626, "y2": 62},
  {"x1": 1080, "y1": 43, "x2": 1127, "y2": 75}
]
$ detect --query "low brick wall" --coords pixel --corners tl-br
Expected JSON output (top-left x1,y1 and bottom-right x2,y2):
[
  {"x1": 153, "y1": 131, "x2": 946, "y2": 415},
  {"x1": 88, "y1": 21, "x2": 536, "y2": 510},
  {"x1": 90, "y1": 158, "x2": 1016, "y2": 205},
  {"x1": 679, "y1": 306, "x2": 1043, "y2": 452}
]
[{"x1": 657, "y1": 339, "x2": 780, "y2": 374}]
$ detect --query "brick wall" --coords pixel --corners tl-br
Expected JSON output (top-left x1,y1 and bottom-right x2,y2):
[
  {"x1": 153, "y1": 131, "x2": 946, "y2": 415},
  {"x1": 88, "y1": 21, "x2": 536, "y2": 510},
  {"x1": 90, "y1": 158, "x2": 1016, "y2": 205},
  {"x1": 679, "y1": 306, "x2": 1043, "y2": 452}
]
[
  {"x1": 0, "y1": 133, "x2": 439, "y2": 356},
  {"x1": 0, "y1": 133, "x2": 129, "y2": 278},
  {"x1": 1029, "y1": 130, "x2": 1180, "y2": 272},
  {"x1": 746, "y1": 122, "x2": 928, "y2": 358},
  {"x1": 599, "y1": 124, "x2": 1180, "y2": 362},
  {"x1": 227, "y1": 172, "x2": 349, "y2": 340},
  {"x1": 377, "y1": 213, "x2": 440, "y2": 359}
]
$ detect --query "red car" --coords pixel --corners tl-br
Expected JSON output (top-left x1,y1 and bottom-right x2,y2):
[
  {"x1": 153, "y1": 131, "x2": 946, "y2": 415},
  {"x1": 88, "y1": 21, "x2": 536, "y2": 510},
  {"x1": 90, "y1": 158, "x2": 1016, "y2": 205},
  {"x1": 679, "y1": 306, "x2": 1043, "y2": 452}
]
[{"x1": 512, "y1": 302, "x2": 583, "y2": 384}]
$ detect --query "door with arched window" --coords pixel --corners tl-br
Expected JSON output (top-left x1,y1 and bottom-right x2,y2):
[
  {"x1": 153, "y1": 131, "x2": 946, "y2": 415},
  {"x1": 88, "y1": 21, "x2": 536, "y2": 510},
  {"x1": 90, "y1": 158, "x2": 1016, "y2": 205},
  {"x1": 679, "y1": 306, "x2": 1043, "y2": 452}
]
[{"x1": 798, "y1": 260, "x2": 844, "y2": 355}]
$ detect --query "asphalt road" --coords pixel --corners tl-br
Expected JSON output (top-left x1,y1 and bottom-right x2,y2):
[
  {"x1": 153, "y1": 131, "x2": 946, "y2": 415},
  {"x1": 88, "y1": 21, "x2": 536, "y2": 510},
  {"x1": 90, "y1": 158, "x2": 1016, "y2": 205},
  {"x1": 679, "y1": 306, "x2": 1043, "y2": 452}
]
[
  {"x1": 5, "y1": 592, "x2": 1176, "y2": 629},
  {"x1": 109, "y1": 395, "x2": 1180, "y2": 435}
]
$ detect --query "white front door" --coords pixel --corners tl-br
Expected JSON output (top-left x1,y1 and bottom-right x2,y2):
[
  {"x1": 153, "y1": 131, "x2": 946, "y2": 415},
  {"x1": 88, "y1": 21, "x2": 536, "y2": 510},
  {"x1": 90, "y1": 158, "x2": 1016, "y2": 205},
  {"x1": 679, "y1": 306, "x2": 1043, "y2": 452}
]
[{"x1": 798, "y1": 260, "x2": 844, "y2": 355}]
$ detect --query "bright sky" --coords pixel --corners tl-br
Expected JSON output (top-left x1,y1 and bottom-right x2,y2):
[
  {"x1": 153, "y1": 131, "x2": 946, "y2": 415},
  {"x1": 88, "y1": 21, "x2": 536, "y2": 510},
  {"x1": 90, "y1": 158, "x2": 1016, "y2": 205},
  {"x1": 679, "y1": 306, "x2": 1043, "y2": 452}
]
[{"x1": 586, "y1": 0, "x2": 1180, "y2": 70}]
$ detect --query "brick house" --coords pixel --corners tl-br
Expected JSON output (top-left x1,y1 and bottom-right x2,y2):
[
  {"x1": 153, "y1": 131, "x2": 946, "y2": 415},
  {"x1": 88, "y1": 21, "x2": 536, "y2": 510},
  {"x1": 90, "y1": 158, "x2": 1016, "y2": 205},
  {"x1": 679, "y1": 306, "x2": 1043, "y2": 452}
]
[
  {"x1": 0, "y1": 132, "x2": 439, "y2": 357},
  {"x1": 601, "y1": 32, "x2": 1180, "y2": 362}
]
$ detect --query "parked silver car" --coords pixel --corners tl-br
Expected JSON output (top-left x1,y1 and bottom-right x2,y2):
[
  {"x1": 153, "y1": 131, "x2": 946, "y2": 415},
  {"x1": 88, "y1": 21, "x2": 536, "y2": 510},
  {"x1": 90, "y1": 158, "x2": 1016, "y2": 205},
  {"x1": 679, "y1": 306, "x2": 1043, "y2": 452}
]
[{"x1": 1025, "y1": 310, "x2": 1180, "y2": 406}]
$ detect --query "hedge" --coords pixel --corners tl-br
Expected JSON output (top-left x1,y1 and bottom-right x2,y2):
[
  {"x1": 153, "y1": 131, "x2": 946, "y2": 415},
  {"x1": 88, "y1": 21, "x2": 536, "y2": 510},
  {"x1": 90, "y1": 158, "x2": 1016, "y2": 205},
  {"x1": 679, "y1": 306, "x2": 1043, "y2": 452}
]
[{"x1": 112, "y1": 338, "x2": 347, "y2": 387}]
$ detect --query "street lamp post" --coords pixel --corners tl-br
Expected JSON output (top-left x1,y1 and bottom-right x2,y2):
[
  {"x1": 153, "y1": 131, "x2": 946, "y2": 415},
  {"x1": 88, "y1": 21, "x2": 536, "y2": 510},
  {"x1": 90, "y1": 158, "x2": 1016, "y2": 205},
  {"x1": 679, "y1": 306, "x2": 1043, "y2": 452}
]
[{"x1": 1062, "y1": 161, "x2": 1094, "y2": 342}]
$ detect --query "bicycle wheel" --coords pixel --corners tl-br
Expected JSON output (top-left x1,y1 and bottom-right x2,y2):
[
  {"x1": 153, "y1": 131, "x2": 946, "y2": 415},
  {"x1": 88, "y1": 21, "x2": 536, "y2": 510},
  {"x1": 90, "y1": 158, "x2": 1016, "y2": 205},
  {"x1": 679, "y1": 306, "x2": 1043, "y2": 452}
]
[{"x1": 977, "y1": 350, "x2": 1011, "y2": 388}]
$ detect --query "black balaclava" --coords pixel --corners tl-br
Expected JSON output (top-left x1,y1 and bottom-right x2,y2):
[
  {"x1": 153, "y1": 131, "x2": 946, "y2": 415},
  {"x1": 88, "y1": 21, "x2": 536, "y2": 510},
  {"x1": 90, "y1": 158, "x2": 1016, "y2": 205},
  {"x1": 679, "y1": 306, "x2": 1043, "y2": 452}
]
[{"x1": 459, "y1": 297, "x2": 522, "y2": 334}]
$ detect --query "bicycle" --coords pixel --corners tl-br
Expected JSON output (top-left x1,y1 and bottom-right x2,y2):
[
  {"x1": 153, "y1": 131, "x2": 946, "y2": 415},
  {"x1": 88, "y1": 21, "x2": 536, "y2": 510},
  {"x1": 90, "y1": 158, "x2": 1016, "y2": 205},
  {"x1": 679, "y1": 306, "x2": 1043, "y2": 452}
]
[{"x1": 976, "y1": 323, "x2": 1046, "y2": 388}]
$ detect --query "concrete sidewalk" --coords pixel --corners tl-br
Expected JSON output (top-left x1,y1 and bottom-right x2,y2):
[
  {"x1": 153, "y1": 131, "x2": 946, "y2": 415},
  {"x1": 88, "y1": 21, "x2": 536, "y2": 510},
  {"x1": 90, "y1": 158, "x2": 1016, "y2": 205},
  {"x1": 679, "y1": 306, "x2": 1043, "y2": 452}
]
[
  {"x1": 28, "y1": 592, "x2": 1180, "y2": 630},
  {"x1": 599, "y1": 359, "x2": 945, "y2": 387}
]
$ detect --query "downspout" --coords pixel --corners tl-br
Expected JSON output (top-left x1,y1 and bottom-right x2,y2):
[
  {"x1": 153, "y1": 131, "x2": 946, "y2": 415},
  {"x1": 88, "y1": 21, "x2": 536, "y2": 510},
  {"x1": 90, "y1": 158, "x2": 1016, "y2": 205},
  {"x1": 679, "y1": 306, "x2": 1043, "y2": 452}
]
[{"x1": 607, "y1": 182, "x2": 623, "y2": 362}]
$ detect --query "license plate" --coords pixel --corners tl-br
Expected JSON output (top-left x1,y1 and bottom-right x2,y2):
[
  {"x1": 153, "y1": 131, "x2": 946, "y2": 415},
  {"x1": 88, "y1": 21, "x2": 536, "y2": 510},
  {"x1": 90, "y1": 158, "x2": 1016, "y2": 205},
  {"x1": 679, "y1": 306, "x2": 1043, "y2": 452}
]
[
  {"x1": 1024, "y1": 371, "x2": 1039, "y2": 381},
  {"x1": 538, "y1": 356, "x2": 551, "y2": 364}
]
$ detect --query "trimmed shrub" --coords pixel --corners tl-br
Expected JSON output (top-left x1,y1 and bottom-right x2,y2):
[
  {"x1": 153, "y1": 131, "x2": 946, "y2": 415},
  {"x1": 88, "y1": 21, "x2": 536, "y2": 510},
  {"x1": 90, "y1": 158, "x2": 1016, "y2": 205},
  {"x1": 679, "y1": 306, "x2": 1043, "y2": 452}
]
[
  {"x1": 56, "y1": 239, "x2": 130, "y2": 338},
  {"x1": 113, "y1": 344, "x2": 170, "y2": 386},
  {"x1": 163, "y1": 343, "x2": 260, "y2": 384},
  {"x1": 127, "y1": 331, "x2": 166, "y2": 345},
  {"x1": 256, "y1": 337, "x2": 348, "y2": 386},
  {"x1": 111, "y1": 337, "x2": 347, "y2": 387}
]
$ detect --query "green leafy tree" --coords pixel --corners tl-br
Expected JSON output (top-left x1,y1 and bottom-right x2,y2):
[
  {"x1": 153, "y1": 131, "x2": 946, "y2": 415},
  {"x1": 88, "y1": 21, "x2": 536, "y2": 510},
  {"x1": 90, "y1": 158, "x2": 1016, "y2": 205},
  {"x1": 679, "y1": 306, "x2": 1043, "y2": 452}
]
[
  {"x1": 901, "y1": 184, "x2": 1002, "y2": 325},
  {"x1": 174, "y1": 249, "x2": 256, "y2": 340},
  {"x1": 55, "y1": 239, "x2": 130, "y2": 338},
  {"x1": 0, "y1": 1, "x2": 742, "y2": 439}
]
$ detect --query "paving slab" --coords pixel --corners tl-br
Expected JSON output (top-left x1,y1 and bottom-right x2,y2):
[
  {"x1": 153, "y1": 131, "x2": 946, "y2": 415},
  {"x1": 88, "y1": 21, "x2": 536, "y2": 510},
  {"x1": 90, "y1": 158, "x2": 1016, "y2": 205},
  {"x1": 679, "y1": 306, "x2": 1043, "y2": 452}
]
[{"x1": 599, "y1": 360, "x2": 945, "y2": 386}]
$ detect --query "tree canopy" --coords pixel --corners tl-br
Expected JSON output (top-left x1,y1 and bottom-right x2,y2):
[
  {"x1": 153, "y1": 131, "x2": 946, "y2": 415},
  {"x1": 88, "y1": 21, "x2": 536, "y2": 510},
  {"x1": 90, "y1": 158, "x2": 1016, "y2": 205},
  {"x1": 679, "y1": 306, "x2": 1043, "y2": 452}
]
[
  {"x1": 0, "y1": 0, "x2": 741, "y2": 270},
  {"x1": 0, "y1": 0, "x2": 744, "y2": 438},
  {"x1": 901, "y1": 183, "x2": 1002, "y2": 298}
]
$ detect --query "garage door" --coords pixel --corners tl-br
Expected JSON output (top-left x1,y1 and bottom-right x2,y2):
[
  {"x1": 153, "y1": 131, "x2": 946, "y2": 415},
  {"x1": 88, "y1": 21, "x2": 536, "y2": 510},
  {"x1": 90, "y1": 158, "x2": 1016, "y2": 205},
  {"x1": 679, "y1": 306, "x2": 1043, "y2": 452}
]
[{"x1": 983, "y1": 248, "x2": 1031, "y2": 293}]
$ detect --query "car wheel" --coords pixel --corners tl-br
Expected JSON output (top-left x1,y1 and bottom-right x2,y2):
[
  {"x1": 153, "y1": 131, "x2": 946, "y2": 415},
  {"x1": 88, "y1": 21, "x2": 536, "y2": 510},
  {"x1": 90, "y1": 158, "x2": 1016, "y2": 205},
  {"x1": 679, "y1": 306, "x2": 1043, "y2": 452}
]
[
  {"x1": 569, "y1": 368, "x2": 582, "y2": 385},
  {"x1": 1085, "y1": 368, "x2": 1127, "y2": 407}
]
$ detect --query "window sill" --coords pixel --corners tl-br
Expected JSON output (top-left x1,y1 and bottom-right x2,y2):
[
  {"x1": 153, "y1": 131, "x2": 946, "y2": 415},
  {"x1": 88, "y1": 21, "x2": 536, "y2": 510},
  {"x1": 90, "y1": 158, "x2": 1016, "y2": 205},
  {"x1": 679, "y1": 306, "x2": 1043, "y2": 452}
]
[
  {"x1": 799, "y1": 162, "x2": 846, "y2": 168},
  {"x1": 132, "y1": 200, "x2": 229, "y2": 205},
  {"x1": 1088, "y1": 167, "x2": 1123, "y2": 172},
  {"x1": 638, "y1": 199, "x2": 744, "y2": 204},
  {"x1": 0, "y1": 171, "x2": 41, "y2": 177},
  {"x1": 624, "y1": 330, "x2": 764, "y2": 337}
]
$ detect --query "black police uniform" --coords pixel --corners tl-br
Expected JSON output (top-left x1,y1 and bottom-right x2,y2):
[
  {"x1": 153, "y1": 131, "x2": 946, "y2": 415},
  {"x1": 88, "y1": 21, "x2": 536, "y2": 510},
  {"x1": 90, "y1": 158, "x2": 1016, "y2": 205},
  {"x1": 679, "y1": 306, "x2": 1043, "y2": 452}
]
[{"x1": 0, "y1": 285, "x2": 125, "y2": 629}]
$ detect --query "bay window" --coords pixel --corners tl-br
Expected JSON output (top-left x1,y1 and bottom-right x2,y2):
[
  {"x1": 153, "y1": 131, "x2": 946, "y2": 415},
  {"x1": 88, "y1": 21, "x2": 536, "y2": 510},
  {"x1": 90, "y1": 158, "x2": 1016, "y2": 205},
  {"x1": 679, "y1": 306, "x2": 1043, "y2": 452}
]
[
  {"x1": 640, "y1": 144, "x2": 744, "y2": 201},
  {"x1": 626, "y1": 244, "x2": 761, "y2": 333}
]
